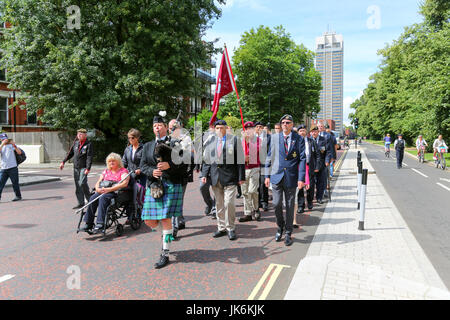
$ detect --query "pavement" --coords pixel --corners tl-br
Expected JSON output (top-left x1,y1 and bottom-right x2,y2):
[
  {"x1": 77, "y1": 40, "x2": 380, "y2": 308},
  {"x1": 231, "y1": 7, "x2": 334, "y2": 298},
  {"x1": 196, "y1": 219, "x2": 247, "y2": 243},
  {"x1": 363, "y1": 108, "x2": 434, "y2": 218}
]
[{"x1": 285, "y1": 144, "x2": 450, "y2": 300}]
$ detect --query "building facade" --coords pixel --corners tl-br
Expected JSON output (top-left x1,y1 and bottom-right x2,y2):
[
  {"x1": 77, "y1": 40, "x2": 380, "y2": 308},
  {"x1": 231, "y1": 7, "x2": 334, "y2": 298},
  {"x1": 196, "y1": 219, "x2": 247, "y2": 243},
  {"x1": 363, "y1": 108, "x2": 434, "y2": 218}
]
[{"x1": 315, "y1": 31, "x2": 344, "y2": 133}]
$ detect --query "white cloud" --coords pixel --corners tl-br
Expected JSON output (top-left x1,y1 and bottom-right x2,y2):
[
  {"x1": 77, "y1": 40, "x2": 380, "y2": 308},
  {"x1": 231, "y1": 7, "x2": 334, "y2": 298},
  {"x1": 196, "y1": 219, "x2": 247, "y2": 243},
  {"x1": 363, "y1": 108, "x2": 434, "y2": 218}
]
[{"x1": 218, "y1": 0, "x2": 270, "y2": 12}]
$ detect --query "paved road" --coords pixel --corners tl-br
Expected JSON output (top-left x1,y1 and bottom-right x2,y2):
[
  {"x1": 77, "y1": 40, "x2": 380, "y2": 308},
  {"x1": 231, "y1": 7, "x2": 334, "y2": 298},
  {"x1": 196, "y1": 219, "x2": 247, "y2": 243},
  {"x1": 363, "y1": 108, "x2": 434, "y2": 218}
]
[
  {"x1": 362, "y1": 142, "x2": 450, "y2": 288},
  {"x1": 0, "y1": 151, "x2": 344, "y2": 299}
]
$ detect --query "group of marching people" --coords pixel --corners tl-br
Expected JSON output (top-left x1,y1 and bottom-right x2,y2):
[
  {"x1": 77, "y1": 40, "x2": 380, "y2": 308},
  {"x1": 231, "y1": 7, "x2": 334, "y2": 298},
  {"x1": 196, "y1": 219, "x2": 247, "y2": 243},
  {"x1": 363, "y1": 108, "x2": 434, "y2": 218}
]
[{"x1": 62, "y1": 113, "x2": 338, "y2": 269}]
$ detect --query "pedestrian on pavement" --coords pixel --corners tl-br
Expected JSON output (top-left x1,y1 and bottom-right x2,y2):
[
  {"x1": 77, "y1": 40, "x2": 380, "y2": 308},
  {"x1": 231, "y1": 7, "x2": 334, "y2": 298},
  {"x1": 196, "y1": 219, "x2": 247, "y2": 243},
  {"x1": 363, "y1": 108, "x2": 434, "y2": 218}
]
[
  {"x1": 296, "y1": 125, "x2": 321, "y2": 214},
  {"x1": 60, "y1": 128, "x2": 94, "y2": 209},
  {"x1": 0, "y1": 133, "x2": 23, "y2": 202},
  {"x1": 239, "y1": 121, "x2": 262, "y2": 223},
  {"x1": 310, "y1": 126, "x2": 331, "y2": 204},
  {"x1": 139, "y1": 114, "x2": 186, "y2": 269},
  {"x1": 122, "y1": 128, "x2": 146, "y2": 223},
  {"x1": 394, "y1": 134, "x2": 406, "y2": 169},
  {"x1": 255, "y1": 121, "x2": 270, "y2": 211},
  {"x1": 79, "y1": 152, "x2": 130, "y2": 234},
  {"x1": 264, "y1": 114, "x2": 306, "y2": 246},
  {"x1": 201, "y1": 119, "x2": 245, "y2": 241}
]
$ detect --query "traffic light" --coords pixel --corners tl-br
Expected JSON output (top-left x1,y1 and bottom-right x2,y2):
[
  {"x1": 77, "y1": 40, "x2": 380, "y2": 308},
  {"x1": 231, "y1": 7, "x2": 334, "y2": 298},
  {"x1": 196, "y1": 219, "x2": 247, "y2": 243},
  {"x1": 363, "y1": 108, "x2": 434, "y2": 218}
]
[{"x1": 354, "y1": 118, "x2": 359, "y2": 129}]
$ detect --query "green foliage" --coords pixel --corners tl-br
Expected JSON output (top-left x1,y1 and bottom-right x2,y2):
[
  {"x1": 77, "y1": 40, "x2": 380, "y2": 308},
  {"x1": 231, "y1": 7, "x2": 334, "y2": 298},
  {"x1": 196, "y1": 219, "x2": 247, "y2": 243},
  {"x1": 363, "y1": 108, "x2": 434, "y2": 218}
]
[
  {"x1": 351, "y1": 3, "x2": 450, "y2": 147},
  {"x1": 223, "y1": 114, "x2": 242, "y2": 130},
  {"x1": 228, "y1": 25, "x2": 322, "y2": 126},
  {"x1": 0, "y1": 0, "x2": 223, "y2": 142}
]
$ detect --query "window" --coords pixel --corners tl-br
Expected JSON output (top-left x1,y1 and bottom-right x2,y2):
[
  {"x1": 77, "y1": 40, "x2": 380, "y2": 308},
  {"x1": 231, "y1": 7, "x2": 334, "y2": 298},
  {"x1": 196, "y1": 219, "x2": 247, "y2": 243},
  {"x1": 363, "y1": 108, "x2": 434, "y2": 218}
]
[
  {"x1": 0, "y1": 97, "x2": 7, "y2": 124},
  {"x1": 27, "y1": 110, "x2": 37, "y2": 124},
  {"x1": 0, "y1": 53, "x2": 6, "y2": 81}
]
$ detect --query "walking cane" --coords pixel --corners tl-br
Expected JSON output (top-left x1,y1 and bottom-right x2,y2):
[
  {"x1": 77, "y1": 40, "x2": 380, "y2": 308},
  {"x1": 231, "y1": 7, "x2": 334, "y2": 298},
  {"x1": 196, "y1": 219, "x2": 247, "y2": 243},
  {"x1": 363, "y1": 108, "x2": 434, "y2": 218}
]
[{"x1": 327, "y1": 165, "x2": 331, "y2": 202}]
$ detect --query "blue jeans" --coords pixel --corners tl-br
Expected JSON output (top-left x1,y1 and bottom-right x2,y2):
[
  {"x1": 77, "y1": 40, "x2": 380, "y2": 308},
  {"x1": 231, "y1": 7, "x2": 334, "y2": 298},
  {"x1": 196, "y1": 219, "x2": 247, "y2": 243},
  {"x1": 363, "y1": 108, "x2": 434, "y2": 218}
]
[
  {"x1": 0, "y1": 167, "x2": 22, "y2": 199},
  {"x1": 84, "y1": 192, "x2": 115, "y2": 226}
]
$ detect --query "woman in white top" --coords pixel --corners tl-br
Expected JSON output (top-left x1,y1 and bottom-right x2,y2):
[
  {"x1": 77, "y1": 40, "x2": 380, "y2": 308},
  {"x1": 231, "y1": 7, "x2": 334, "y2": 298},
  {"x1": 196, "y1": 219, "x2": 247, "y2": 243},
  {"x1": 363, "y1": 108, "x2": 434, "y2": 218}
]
[{"x1": 433, "y1": 135, "x2": 448, "y2": 159}]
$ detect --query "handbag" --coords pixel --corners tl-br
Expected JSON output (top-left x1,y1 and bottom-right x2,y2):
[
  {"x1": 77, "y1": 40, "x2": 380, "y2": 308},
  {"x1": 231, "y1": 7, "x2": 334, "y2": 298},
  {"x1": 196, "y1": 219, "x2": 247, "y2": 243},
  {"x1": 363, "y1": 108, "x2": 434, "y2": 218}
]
[
  {"x1": 99, "y1": 180, "x2": 117, "y2": 188},
  {"x1": 14, "y1": 148, "x2": 27, "y2": 165}
]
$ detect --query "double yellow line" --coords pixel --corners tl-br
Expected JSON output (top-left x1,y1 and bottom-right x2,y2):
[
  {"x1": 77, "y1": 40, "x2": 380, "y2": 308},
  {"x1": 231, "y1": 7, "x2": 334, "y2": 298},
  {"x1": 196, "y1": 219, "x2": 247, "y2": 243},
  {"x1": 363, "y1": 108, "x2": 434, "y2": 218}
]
[
  {"x1": 248, "y1": 264, "x2": 291, "y2": 300},
  {"x1": 334, "y1": 148, "x2": 348, "y2": 173}
]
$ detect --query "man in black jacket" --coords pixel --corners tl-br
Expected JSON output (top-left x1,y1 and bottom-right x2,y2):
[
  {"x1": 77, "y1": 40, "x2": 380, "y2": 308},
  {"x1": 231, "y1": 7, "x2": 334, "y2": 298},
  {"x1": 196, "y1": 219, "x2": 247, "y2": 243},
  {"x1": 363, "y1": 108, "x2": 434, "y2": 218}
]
[
  {"x1": 297, "y1": 124, "x2": 322, "y2": 213},
  {"x1": 310, "y1": 126, "x2": 331, "y2": 204},
  {"x1": 201, "y1": 119, "x2": 245, "y2": 241},
  {"x1": 60, "y1": 128, "x2": 94, "y2": 209}
]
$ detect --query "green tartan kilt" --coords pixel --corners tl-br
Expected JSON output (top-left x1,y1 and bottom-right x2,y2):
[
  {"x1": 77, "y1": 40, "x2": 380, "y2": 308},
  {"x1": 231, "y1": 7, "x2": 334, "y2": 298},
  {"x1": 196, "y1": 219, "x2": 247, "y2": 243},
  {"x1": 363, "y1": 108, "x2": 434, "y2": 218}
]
[{"x1": 141, "y1": 180, "x2": 183, "y2": 220}]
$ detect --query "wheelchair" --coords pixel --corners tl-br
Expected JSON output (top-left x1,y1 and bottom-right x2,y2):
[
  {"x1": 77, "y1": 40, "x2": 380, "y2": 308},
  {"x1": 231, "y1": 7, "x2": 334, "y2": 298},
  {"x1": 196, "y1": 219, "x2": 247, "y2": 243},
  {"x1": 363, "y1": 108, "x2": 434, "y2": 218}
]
[{"x1": 76, "y1": 175, "x2": 145, "y2": 237}]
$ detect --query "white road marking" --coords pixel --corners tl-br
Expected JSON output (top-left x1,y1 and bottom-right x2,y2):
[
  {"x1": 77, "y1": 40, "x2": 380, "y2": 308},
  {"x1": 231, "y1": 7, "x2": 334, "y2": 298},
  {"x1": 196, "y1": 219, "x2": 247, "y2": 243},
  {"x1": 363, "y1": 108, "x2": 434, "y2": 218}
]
[
  {"x1": 0, "y1": 274, "x2": 15, "y2": 283},
  {"x1": 411, "y1": 168, "x2": 428, "y2": 178},
  {"x1": 437, "y1": 183, "x2": 450, "y2": 192},
  {"x1": 19, "y1": 170, "x2": 42, "y2": 174},
  {"x1": 440, "y1": 178, "x2": 450, "y2": 183}
]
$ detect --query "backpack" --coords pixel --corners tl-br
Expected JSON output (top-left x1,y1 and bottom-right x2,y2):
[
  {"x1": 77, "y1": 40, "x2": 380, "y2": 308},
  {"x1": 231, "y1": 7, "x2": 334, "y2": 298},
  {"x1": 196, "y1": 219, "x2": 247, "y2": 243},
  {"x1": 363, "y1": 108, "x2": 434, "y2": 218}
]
[{"x1": 15, "y1": 148, "x2": 27, "y2": 165}]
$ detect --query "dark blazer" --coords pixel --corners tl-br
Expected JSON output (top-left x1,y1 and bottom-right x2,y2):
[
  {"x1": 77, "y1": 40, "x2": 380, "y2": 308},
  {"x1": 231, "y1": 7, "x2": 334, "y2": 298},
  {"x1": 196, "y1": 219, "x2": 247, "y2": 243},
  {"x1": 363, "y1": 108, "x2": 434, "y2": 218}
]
[
  {"x1": 311, "y1": 135, "x2": 331, "y2": 170},
  {"x1": 201, "y1": 133, "x2": 245, "y2": 187},
  {"x1": 122, "y1": 143, "x2": 144, "y2": 173},
  {"x1": 140, "y1": 137, "x2": 186, "y2": 185},
  {"x1": 63, "y1": 139, "x2": 93, "y2": 170},
  {"x1": 319, "y1": 131, "x2": 334, "y2": 162},
  {"x1": 305, "y1": 136, "x2": 322, "y2": 175},
  {"x1": 264, "y1": 131, "x2": 306, "y2": 188}
]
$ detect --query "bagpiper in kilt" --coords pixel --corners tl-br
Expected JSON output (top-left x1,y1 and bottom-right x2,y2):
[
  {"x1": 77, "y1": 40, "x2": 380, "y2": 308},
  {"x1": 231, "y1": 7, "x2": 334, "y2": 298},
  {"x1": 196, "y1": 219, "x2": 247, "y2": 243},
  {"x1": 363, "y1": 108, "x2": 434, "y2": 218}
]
[{"x1": 140, "y1": 113, "x2": 187, "y2": 269}]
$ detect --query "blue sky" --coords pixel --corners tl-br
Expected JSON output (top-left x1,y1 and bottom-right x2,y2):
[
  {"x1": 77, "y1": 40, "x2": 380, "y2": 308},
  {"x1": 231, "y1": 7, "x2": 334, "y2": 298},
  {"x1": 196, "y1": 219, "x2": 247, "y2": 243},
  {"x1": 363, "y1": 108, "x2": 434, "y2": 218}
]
[{"x1": 205, "y1": 0, "x2": 424, "y2": 125}]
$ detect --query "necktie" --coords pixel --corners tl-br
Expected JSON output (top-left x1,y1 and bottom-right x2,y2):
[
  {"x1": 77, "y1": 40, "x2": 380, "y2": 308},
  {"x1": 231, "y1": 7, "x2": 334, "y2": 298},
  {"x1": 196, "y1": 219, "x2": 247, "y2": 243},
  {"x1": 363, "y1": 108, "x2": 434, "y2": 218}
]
[
  {"x1": 284, "y1": 136, "x2": 289, "y2": 155},
  {"x1": 217, "y1": 139, "x2": 223, "y2": 158}
]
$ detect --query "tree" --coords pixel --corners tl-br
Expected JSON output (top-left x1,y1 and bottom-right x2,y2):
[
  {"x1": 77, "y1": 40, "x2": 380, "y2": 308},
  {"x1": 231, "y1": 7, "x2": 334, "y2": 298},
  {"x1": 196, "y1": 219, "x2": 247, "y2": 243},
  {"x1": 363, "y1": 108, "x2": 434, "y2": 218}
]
[
  {"x1": 228, "y1": 25, "x2": 322, "y2": 125},
  {"x1": 0, "y1": 0, "x2": 224, "y2": 144},
  {"x1": 351, "y1": 2, "x2": 449, "y2": 147}
]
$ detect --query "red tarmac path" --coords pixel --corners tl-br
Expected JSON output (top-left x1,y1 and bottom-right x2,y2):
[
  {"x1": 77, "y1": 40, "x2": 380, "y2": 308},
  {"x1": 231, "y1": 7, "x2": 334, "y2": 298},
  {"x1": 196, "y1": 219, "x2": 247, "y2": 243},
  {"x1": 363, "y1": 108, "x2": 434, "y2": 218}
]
[{"x1": 0, "y1": 150, "x2": 343, "y2": 299}]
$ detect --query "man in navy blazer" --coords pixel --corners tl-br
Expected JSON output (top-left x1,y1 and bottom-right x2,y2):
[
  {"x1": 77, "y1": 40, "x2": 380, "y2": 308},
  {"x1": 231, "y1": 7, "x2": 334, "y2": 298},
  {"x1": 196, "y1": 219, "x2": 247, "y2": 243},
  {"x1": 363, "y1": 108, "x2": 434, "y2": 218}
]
[
  {"x1": 264, "y1": 114, "x2": 306, "y2": 246},
  {"x1": 310, "y1": 126, "x2": 331, "y2": 204}
]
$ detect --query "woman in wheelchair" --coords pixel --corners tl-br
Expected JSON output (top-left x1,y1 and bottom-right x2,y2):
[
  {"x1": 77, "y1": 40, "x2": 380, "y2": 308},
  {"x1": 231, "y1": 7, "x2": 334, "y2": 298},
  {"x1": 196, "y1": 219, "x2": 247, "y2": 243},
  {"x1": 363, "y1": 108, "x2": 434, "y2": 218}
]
[{"x1": 79, "y1": 153, "x2": 130, "y2": 234}]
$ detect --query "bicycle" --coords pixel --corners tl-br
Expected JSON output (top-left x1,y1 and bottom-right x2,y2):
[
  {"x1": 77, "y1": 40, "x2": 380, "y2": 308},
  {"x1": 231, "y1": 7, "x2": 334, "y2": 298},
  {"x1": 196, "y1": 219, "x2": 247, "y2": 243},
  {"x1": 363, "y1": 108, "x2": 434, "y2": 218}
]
[
  {"x1": 435, "y1": 146, "x2": 447, "y2": 170},
  {"x1": 418, "y1": 145, "x2": 425, "y2": 163},
  {"x1": 385, "y1": 143, "x2": 391, "y2": 158}
]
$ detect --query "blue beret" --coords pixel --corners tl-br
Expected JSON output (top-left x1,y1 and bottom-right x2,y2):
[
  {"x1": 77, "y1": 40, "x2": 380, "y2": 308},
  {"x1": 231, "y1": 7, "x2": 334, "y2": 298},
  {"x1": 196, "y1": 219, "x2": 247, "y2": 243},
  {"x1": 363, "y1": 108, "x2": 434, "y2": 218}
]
[{"x1": 214, "y1": 119, "x2": 227, "y2": 127}]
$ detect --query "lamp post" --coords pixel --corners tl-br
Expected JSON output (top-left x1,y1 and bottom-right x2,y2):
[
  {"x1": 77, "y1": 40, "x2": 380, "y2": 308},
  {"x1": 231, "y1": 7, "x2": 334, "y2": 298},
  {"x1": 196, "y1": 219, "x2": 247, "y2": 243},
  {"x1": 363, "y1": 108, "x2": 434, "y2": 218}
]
[{"x1": 9, "y1": 90, "x2": 16, "y2": 133}]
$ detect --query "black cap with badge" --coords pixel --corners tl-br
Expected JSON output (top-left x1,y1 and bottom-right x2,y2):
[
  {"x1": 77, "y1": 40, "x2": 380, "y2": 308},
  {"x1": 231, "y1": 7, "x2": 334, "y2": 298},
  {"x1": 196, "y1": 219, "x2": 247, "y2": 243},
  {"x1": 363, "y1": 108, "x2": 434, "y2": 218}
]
[{"x1": 280, "y1": 114, "x2": 293, "y2": 123}]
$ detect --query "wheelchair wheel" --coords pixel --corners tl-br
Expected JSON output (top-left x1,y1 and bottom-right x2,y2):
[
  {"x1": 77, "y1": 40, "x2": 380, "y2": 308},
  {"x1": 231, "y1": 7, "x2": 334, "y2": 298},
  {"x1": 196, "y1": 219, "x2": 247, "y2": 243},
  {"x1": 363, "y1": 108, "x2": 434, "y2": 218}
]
[{"x1": 116, "y1": 224, "x2": 124, "y2": 236}]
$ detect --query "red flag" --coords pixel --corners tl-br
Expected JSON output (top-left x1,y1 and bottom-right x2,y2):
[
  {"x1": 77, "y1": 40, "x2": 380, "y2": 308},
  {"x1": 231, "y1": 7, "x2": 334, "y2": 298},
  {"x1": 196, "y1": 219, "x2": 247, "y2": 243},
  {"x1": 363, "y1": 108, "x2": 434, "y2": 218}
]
[{"x1": 209, "y1": 46, "x2": 241, "y2": 126}]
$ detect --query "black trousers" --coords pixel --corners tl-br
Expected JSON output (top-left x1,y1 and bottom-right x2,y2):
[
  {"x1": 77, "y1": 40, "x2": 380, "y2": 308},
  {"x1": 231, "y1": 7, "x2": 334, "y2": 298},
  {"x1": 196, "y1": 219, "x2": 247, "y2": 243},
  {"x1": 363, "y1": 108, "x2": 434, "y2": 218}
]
[
  {"x1": 297, "y1": 170, "x2": 315, "y2": 208},
  {"x1": 396, "y1": 149, "x2": 404, "y2": 168},
  {"x1": 258, "y1": 170, "x2": 269, "y2": 205}
]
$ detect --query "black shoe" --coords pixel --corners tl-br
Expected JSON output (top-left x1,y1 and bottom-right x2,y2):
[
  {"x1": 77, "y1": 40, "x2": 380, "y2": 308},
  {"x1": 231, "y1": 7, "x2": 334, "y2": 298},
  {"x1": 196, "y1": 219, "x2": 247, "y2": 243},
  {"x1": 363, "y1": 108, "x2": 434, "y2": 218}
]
[
  {"x1": 172, "y1": 228, "x2": 178, "y2": 238},
  {"x1": 308, "y1": 204, "x2": 313, "y2": 210},
  {"x1": 213, "y1": 230, "x2": 227, "y2": 238},
  {"x1": 12, "y1": 197, "x2": 22, "y2": 202},
  {"x1": 228, "y1": 230, "x2": 237, "y2": 240},
  {"x1": 154, "y1": 254, "x2": 169, "y2": 269},
  {"x1": 79, "y1": 223, "x2": 93, "y2": 232},
  {"x1": 262, "y1": 203, "x2": 269, "y2": 211},
  {"x1": 204, "y1": 207, "x2": 212, "y2": 216},
  {"x1": 297, "y1": 207, "x2": 305, "y2": 214},
  {"x1": 72, "y1": 204, "x2": 84, "y2": 209},
  {"x1": 293, "y1": 224, "x2": 299, "y2": 229},
  {"x1": 275, "y1": 229, "x2": 283, "y2": 242},
  {"x1": 317, "y1": 199, "x2": 323, "y2": 204},
  {"x1": 254, "y1": 210, "x2": 261, "y2": 221},
  {"x1": 237, "y1": 194, "x2": 242, "y2": 199},
  {"x1": 285, "y1": 233, "x2": 293, "y2": 246},
  {"x1": 239, "y1": 215, "x2": 252, "y2": 222},
  {"x1": 178, "y1": 223, "x2": 185, "y2": 230}
]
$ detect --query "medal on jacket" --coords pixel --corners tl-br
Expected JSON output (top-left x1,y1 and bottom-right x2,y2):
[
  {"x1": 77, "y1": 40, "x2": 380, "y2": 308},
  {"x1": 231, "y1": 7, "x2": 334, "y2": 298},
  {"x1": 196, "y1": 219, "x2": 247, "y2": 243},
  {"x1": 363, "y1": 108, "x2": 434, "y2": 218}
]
[{"x1": 293, "y1": 151, "x2": 297, "y2": 158}]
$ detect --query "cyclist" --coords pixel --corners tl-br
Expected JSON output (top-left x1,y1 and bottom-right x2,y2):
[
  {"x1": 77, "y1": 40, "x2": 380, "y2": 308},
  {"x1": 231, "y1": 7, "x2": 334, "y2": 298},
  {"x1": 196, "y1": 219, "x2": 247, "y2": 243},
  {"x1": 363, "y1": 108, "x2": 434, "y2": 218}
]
[
  {"x1": 415, "y1": 135, "x2": 428, "y2": 159},
  {"x1": 383, "y1": 134, "x2": 391, "y2": 154},
  {"x1": 433, "y1": 135, "x2": 448, "y2": 160}
]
